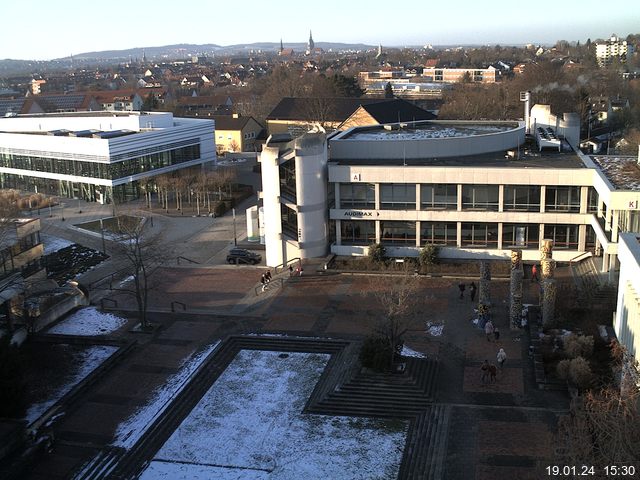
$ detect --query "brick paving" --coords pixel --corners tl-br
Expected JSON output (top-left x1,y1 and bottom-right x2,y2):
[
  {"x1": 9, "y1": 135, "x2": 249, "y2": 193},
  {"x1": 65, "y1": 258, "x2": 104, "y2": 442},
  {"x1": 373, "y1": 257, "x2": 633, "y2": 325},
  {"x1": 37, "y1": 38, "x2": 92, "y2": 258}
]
[{"x1": 21, "y1": 260, "x2": 573, "y2": 480}]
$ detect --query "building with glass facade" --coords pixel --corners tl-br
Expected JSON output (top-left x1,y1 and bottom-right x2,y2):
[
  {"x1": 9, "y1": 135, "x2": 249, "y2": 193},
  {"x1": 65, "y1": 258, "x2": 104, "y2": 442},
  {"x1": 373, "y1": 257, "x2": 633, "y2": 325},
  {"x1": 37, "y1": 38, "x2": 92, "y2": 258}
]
[
  {"x1": 259, "y1": 114, "x2": 640, "y2": 272},
  {"x1": 0, "y1": 111, "x2": 215, "y2": 203}
]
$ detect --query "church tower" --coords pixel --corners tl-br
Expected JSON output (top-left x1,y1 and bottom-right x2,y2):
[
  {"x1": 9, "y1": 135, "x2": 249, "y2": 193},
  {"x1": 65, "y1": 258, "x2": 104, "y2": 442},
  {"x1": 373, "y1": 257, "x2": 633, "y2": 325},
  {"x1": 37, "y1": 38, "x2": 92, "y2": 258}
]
[
  {"x1": 279, "y1": 38, "x2": 284, "y2": 55},
  {"x1": 306, "y1": 30, "x2": 315, "y2": 55}
]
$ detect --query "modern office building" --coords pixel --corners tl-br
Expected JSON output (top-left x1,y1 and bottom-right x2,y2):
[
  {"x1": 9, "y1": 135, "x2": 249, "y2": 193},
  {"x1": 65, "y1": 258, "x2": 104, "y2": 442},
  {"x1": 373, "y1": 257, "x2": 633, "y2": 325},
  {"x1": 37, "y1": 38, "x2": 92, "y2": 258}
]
[
  {"x1": 614, "y1": 233, "x2": 640, "y2": 361},
  {"x1": 258, "y1": 104, "x2": 640, "y2": 273},
  {"x1": 0, "y1": 111, "x2": 216, "y2": 203},
  {"x1": 422, "y1": 66, "x2": 499, "y2": 84}
]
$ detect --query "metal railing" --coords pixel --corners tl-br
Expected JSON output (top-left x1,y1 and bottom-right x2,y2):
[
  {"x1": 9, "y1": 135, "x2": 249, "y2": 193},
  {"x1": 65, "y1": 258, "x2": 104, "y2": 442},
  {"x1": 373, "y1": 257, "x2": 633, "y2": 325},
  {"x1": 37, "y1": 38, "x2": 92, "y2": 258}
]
[{"x1": 177, "y1": 256, "x2": 199, "y2": 265}]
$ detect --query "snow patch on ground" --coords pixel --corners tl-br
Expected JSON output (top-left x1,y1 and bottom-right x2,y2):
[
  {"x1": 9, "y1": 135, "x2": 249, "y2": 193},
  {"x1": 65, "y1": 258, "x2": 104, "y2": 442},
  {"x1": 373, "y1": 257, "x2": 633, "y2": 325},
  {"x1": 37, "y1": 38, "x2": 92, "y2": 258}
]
[
  {"x1": 426, "y1": 321, "x2": 444, "y2": 336},
  {"x1": 41, "y1": 234, "x2": 74, "y2": 255},
  {"x1": 25, "y1": 345, "x2": 118, "y2": 425},
  {"x1": 47, "y1": 307, "x2": 127, "y2": 336},
  {"x1": 140, "y1": 350, "x2": 407, "y2": 480},
  {"x1": 113, "y1": 342, "x2": 220, "y2": 449},
  {"x1": 401, "y1": 345, "x2": 426, "y2": 358}
]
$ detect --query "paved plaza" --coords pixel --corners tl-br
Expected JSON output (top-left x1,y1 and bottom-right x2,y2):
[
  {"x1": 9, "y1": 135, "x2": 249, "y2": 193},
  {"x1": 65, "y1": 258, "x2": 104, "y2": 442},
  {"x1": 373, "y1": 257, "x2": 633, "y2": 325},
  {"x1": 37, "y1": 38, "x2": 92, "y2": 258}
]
[{"x1": 21, "y1": 198, "x2": 570, "y2": 479}]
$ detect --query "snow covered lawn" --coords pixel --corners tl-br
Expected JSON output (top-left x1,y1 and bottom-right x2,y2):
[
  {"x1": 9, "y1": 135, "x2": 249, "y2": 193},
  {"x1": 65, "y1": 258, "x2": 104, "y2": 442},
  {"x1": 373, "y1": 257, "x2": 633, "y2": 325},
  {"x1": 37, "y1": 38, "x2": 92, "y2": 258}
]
[
  {"x1": 41, "y1": 234, "x2": 74, "y2": 255},
  {"x1": 113, "y1": 342, "x2": 220, "y2": 449},
  {"x1": 47, "y1": 307, "x2": 127, "y2": 336},
  {"x1": 25, "y1": 345, "x2": 118, "y2": 425},
  {"x1": 140, "y1": 350, "x2": 407, "y2": 480}
]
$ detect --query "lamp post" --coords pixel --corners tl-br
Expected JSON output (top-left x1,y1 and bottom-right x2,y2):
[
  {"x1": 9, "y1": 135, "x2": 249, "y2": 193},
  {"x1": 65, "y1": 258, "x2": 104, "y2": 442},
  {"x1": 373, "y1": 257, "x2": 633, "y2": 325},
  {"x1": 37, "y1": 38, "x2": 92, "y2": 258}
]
[
  {"x1": 232, "y1": 208, "x2": 237, "y2": 246},
  {"x1": 100, "y1": 218, "x2": 106, "y2": 254}
]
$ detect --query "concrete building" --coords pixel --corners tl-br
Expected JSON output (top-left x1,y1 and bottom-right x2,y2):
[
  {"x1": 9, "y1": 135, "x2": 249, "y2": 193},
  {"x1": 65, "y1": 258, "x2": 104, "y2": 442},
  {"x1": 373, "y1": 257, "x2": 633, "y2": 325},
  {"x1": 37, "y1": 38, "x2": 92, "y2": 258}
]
[
  {"x1": 614, "y1": 233, "x2": 640, "y2": 361},
  {"x1": 422, "y1": 66, "x2": 498, "y2": 84},
  {"x1": 0, "y1": 111, "x2": 216, "y2": 203},
  {"x1": 258, "y1": 105, "x2": 640, "y2": 274},
  {"x1": 596, "y1": 34, "x2": 634, "y2": 67}
]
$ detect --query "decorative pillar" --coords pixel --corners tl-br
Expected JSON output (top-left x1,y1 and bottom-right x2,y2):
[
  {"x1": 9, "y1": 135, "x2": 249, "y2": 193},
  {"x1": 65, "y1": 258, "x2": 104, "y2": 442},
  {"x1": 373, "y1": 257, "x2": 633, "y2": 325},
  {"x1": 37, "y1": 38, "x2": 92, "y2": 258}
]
[
  {"x1": 540, "y1": 239, "x2": 556, "y2": 326},
  {"x1": 510, "y1": 250, "x2": 524, "y2": 329},
  {"x1": 478, "y1": 260, "x2": 491, "y2": 307}
]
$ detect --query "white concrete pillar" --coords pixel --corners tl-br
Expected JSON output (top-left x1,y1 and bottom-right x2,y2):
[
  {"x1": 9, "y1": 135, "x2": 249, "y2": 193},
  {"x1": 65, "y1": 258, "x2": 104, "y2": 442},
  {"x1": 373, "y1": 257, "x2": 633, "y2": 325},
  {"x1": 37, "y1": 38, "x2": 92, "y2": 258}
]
[
  {"x1": 497, "y1": 223, "x2": 503, "y2": 250},
  {"x1": 457, "y1": 184, "x2": 463, "y2": 211},
  {"x1": 498, "y1": 185, "x2": 504, "y2": 213},
  {"x1": 539, "y1": 186, "x2": 546, "y2": 213},
  {"x1": 580, "y1": 186, "x2": 589, "y2": 214},
  {"x1": 578, "y1": 224, "x2": 587, "y2": 252}
]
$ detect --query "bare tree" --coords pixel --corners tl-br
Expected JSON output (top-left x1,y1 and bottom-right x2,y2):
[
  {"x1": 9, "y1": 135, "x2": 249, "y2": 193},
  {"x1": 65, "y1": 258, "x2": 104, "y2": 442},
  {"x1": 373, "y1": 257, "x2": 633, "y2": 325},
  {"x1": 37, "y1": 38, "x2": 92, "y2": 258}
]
[
  {"x1": 111, "y1": 214, "x2": 169, "y2": 329},
  {"x1": 365, "y1": 269, "x2": 425, "y2": 368},
  {"x1": 555, "y1": 341, "x2": 640, "y2": 473},
  {"x1": 0, "y1": 194, "x2": 25, "y2": 333}
]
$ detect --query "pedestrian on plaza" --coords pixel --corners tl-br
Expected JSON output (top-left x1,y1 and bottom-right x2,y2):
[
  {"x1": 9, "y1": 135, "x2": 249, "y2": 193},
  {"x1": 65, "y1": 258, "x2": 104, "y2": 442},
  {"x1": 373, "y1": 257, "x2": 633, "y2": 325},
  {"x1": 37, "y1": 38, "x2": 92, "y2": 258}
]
[
  {"x1": 531, "y1": 264, "x2": 538, "y2": 282},
  {"x1": 488, "y1": 363, "x2": 497, "y2": 382},
  {"x1": 260, "y1": 274, "x2": 267, "y2": 292},
  {"x1": 481, "y1": 360, "x2": 490, "y2": 383},
  {"x1": 497, "y1": 348, "x2": 507, "y2": 369},
  {"x1": 458, "y1": 282, "x2": 466, "y2": 299},
  {"x1": 265, "y1": 270, "x2": 272, "y2": 283},
  {"x1": 493, "y1": 327, "x2": 500, "y2": 341},
  {"x1": 469, "y1": 282, "x2": 477, "y2": 302},
  {"x1": 288, "y1": 264, "x2": 294, "y2": 276},
  {"x1": 484, "y1": 319, "x2": 494, "y2": 342}
]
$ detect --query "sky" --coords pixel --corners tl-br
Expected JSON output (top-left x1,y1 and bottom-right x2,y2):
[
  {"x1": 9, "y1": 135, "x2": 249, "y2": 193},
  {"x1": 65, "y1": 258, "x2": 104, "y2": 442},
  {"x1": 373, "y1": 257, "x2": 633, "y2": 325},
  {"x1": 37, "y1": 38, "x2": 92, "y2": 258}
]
[{"x1": 1, "y1": 0, "x2": 638, "y2": 60}]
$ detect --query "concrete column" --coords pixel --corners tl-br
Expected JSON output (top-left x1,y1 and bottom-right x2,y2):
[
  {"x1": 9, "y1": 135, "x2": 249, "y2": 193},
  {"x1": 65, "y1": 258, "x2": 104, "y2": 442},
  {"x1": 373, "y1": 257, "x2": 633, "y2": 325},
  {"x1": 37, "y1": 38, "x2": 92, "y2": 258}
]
[
  {"x1": 375, "y1": 220, "x2": 381, "y2": 243},
  {"x1": 542, "y1": 278, "x2": 557, "y2": 326},
  {"x1": 612, "y1": 210, "x2": 619, "y2": 242},
  {"x1": 498, "y1": 185, "x2": 504, "y2": 213},
  {"x1": 456, "y1": 221, "x2": 462, "y2": 247},
  {"x1": 539, "y1": 186, "x2": 546, "y2": 213},
  {"x1": 336, "y1": 220, "x2": 342, "y2": 245},
  {"x1": 602, "y1": 252, "x2": 610, "y2": 273},
  {"x1": 605, "y1": 205, "x2": 612, "y2": 232},
  {"x1": 375, "y1": 183, "x2": 380, "y2": 210},
  {"x1": 457, "y1": 184, "x2": 463, "y2": 211},
  {"x1": 510, "y1": 250, "x2": 524, "y2": 329},
  {"x1": 497, "y1": 223, "x2": 503, "y2": 250},
  {"x1": 580, "y1": 186, "x2": 589, "y2": 214},
  {"x1": 334, "y1": 183, "x2": 341, "y2": 209},
  {"x1": 597, "y1": 199, "x2": 604, "y2": 218},
  {"x1": 415, "y1": 184, "x2": 421, "y2": 211},
  {"x1": 578, "y1": 224, "x2": 587, "y2": 252},
  {"x1": 416, "y1": 221, "x2": 421, "y2": 247}
]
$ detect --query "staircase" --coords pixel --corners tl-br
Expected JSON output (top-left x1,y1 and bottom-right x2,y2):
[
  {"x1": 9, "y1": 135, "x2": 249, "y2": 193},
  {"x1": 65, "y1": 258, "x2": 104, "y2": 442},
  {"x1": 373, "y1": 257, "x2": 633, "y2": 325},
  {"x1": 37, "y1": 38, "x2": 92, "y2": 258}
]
[
  {"x1": 397, "y1": 404, "x2": 451, "y2": 480},
  {"x1": 570, "y1": 257, "x2": 617, "y2": 307}
]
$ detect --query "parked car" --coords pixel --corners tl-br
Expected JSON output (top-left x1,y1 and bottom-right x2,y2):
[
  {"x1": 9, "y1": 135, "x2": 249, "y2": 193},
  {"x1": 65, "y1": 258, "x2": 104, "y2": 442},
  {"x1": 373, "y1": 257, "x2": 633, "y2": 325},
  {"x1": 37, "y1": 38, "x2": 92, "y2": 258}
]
[{"x1": 226, "y1": 248, "x2": 262, "y2": 265}]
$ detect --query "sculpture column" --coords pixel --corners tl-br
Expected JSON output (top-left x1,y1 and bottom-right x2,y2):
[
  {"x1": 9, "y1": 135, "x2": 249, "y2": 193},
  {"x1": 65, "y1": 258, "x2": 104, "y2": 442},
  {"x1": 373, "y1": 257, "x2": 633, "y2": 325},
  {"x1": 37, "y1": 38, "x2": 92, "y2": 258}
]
[
  {"x1": 540, "y1": 239, "x2": 556, "y2": 326},
  {"x1": 510, "y1": 250, "x2": 524, "y2": 330}
]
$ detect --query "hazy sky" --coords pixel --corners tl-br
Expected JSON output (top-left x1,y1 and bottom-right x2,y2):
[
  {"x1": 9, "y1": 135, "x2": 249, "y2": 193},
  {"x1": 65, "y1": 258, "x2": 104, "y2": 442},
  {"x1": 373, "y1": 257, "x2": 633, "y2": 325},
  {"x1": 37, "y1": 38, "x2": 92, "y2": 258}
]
[{"x1": 1, "y1": 0, "x2": 638, "y2": 60}]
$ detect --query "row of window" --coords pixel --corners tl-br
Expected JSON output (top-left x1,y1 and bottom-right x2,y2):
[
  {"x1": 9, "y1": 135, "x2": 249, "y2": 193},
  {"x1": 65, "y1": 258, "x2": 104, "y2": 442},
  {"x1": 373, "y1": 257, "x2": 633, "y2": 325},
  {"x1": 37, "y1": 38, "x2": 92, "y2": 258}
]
[
  {"x1": 0, "y1": 144, "x2": 201, "y2": 181},
  {"x1": 339, "y1": 220, "x2": 592, "y2": 249},
  {"x1": 339, "y1": 183, "x2": 598, "y2": 213}
]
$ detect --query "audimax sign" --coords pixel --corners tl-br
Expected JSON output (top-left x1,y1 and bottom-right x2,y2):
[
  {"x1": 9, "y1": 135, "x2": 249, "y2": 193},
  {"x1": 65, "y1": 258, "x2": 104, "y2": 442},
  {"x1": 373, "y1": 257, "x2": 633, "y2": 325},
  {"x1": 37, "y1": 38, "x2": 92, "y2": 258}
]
[{"x1": 343, "y1": 210, "x2": 380, "y2": 217}]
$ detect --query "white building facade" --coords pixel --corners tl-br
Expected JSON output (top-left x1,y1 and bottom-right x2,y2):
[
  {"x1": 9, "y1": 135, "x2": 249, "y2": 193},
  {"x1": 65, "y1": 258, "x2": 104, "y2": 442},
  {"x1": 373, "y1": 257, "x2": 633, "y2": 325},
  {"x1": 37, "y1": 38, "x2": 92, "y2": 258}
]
[
  {"x1": 0, "y1": 112, "x2": 215, "y2": 203},
  {"x1": 596, "y1": 34, "x2": 635, "y2": 67},
  {"x1": 259, "y1": 114, "x2": 640, "y2": 272}
]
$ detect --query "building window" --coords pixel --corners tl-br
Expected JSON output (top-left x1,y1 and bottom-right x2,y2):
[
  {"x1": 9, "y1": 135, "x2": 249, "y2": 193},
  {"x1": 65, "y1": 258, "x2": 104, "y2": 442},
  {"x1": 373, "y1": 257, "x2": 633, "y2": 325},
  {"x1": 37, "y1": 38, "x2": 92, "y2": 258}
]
[
  {"x1": 502, "y1": 223, "x2": 539, "y2": 248},
  {"x1": 461, "y1": 223, "x2": 498, "y2": 247},
  {"x1": 503, "y1": 185, "x2": 541, "y2": 212},
  {"x1": 462, "y1": 185, "x2": 499, "y2": 211},
  {"x1": 381, "y1": 221, "x2": 415, "y2": 245},
  {"x1": 279, "y1": 159, "x2": 296, "y2": 201},
  {"x1": 421, "y1": 222, "x2": 457, "y2": 246},
  {"x1": 340, "y1": 220, "x2": 375, "y2": 245},
  {"x1": 339, "y1": 183, "x2": 375, "y2": 209},
  {"x1": 587, "y1": 187, "x2": 598, "y2": 213},
  {"x1": 545, "y1": 186, "x2": 581, "y2": 212},
  {"x1": 380, "y1": 183, "x2": 416, "y2": 210},
  {"x1": 586, "y1": 227, "x2": 597, "y2": 248},
  {"x1": 543, "y1": 224, "x2": 579, "y2": 249},
  {"x1": 421, "y1": 184, "x2": 457, "y2": 210},
  {"x1": 280, "y1": 204, "x2": 298, "y2": 240}
]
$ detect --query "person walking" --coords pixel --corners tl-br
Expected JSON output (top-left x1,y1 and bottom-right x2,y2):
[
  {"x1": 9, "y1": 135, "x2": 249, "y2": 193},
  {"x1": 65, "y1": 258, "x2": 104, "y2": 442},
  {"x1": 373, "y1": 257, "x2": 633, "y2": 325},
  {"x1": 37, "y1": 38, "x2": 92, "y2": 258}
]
[
  {"x1": 458, "y1": 282, "x2": 466, "y2": 299},
  {"x1": 260, "y1": 273, "x2": 267, "y2": 292},
  {"x1": 493, "y1": 327, "x2": 500, "y2": 341},
  {"x1": 497, "y1": 348, "x2": 507, "y2": 369},
  {"x1": 469, "y1": 282, "x2": 477, "y2": 302},
  {"x1": 481, "y1": 360, "x2": 490, "y2": 383},
  {"x1": 484, "y1": 319, "x2": 494, "y2": 342},
  {"x1": 288, "y1": 264, "x2": 294, "y2": 276},
  {"x1": 265, "y1": 270, "x2": 272, "y2": 283},
  {"x1": 531, "y1": 264, "x2": 538, "y2": 282}
]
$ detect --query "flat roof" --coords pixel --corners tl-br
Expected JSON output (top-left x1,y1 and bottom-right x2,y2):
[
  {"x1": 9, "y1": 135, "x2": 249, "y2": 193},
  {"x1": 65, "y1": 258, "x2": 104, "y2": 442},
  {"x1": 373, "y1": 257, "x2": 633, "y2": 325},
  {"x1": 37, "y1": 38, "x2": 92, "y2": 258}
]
[
  {"x1": 337, "y1": 121, "x2": 519, "y2": 141},
  {"x1": 591, "y1": 155, "x2": 640, "y2": 190},
  {"x1": 330, "y1": 148, "x2": 587, "y2": 169}
]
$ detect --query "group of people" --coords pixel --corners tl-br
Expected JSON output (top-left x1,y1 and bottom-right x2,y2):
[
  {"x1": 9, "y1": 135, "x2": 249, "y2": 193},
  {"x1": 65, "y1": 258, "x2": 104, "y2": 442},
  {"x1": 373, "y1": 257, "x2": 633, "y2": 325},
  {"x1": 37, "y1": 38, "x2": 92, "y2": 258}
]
[
  {"x1": 260, "y1": 270, "x2": 272, "y2": 292},
  {"x1": 481, "y1": 348, "x2": 508, "y2": 383},
  {"x1": 458, "y1": 281, "x2": 477, "y2": 301}
]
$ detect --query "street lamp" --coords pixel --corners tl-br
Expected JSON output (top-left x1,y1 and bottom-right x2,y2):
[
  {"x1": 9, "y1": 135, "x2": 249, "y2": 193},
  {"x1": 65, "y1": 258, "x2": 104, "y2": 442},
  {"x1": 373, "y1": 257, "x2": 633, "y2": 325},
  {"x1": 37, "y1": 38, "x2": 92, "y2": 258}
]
[{"x1": 232, "y1": 208, "x2": 237, "y2": 246}]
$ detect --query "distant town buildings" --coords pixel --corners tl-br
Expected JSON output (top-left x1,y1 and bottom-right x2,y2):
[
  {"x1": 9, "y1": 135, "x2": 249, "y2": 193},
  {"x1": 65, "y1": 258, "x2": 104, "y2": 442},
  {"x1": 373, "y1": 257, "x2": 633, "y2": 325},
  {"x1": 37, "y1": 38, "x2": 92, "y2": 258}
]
[
  {"x1": 422, "y1": 66, "x2": 498, "y2": 83},
  {"x1": 596, "y1": 34, "x2": 634, "y2": 67}
]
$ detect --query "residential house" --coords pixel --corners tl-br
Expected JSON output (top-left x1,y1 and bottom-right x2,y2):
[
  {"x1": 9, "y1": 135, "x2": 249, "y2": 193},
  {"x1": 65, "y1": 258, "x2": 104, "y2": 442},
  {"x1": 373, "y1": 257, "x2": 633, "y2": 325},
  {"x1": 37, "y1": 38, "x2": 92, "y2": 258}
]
[{"x1": 211, "y1": 114, "x2": 264, "y2": 153}]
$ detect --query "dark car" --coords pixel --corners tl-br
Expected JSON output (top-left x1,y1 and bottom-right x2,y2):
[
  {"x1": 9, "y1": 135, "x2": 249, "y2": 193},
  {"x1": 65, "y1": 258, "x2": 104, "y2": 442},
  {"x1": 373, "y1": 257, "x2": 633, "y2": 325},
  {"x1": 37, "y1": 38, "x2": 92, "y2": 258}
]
[{"x1": 226, "y1": 248, "x2": 262, "y2": 265}]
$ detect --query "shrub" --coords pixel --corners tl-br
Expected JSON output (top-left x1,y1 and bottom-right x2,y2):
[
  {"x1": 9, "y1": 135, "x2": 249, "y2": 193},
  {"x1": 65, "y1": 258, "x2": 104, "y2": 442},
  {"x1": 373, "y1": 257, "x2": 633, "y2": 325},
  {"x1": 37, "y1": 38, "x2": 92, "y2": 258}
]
[
  {"x1": 564, "y1": 334, "x2": 594, "y2": 359},
  {"x1": 419, "y1": 244, "x2": 440, "y2": 266},
  {"x1": 368, "y1": 243, "x2": 386, "y2": 263},
  {"x1": 214, "y1": 201, "x2": 227, "y2": 217},
  {"x1": 557, "y1": 356, "x2": 593, "y2": 389},
  {"x1": 359, "y1": 335, "x2": 391, "y2": 372}
]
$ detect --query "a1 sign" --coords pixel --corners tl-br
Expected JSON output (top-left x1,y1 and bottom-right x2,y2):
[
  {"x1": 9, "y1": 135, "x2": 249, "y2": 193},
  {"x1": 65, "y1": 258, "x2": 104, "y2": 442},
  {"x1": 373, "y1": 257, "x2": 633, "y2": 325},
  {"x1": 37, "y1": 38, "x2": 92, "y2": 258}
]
[{"x1": 352, "y1": 173, "x2": 361, "y2": 181}]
